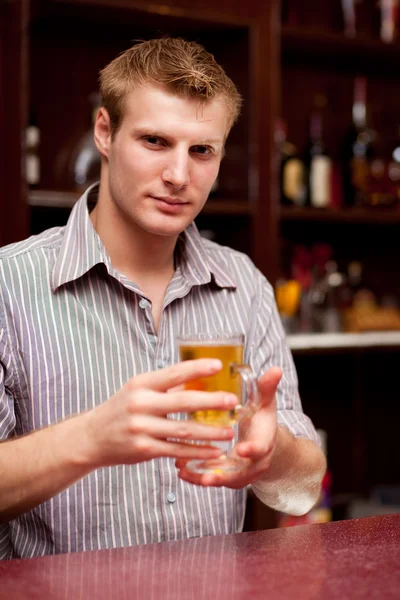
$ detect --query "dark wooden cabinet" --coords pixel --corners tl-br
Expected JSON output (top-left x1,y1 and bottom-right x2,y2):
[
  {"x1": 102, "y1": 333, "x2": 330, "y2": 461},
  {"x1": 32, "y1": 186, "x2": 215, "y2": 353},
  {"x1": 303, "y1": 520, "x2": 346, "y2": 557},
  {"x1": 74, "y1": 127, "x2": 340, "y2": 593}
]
[
  {"x1": 1, "y1": 0, "x2": 281, "y2": 280},
  {"x1": 4, "y1": 1, "x2": 400, "y2": 282},
  {"x1": 0, "y1": 0, "x2": 29, "y2": 246},
  {"x1": 279, "y1": 2, "x2": 400, "y2": 297},
  {"x1": 276, "y1": 0, "x2": 400, "y2": 523}
]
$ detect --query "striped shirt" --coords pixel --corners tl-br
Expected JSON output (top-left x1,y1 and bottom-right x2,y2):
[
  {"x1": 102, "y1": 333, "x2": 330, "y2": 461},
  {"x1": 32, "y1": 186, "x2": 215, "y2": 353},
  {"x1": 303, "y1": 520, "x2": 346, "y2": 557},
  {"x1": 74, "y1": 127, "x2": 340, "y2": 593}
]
[{"x1": 0, "y1": 184, "x2": 318, "y2": 560}]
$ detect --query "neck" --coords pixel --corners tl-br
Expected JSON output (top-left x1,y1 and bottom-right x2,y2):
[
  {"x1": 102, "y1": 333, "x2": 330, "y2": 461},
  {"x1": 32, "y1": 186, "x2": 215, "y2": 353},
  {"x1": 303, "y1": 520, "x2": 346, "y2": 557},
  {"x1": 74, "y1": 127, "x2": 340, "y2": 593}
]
[{"x1": 90, "y1": 185, "x2": 177, "y2": 282}]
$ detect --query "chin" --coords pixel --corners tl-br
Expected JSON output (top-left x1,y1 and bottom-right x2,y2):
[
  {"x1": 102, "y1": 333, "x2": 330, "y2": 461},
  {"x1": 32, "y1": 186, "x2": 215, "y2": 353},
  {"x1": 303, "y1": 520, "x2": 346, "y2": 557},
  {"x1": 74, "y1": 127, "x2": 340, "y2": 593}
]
[{"x1": 143, "y1": 220, "x2": 191, "y2": 238}]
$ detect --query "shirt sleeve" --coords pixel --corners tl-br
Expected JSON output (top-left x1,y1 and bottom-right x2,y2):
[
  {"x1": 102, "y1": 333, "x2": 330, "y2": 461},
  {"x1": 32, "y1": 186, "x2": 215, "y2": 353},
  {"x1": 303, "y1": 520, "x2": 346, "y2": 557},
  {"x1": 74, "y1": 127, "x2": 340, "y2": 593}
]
[
  {"x1": 247, "y1": 268, "x2": 320, "y2": 446},
  {"x1": 0, "y1": 324, "x2": 16, "y2": 560}
]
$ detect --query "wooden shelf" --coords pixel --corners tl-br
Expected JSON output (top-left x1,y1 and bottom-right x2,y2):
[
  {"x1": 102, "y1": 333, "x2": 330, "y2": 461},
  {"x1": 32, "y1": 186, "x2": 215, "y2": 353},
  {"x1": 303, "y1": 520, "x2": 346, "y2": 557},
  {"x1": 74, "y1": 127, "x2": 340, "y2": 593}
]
[
  {"x1": 202, "y1": 199, "x2": 253, "y2": 215},
  {"x1": 28, "y1": 190, "x2": 253, "y2": 215},
  {"x1": 48, "y1": 0, "x2": 250, "y2": 31},
  {"x1": 28, "y1": 190, "x2": 80, "y2": 209},
  {"x1": 288, "y1": 331, "x2": 400, "y2": 353},
  {"x1": 279, "y1": 206, "x2": 400, "y2": 225},
  {"x1": 281, "y1": 25, "x2": 400, "y2": 70}
]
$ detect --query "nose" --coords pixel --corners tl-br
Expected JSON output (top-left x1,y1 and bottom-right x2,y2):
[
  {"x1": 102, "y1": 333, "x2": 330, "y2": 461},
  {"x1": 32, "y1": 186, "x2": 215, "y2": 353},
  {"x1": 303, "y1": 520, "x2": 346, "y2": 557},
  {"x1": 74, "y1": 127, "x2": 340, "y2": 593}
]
[{"x1": 162, "y1": 148, "x2": 190, "y2": 190}]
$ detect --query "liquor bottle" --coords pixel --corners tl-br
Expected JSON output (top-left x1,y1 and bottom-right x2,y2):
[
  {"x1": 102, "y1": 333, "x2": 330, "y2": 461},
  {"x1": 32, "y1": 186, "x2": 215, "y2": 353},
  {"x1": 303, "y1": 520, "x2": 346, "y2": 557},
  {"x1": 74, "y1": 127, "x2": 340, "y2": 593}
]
[
  {"x1": 388, "y1": 126, "x2": 400, "y2": 204},
  {"x1": 368, "y1": 133, "x2": 395, "y2": 207},
  {"x1": 275, "y1": 278, "x2": 302, "y2": 334},
  {"x1": 308, "y1": 244, "x2": 333, "y2": 332},
  {"x1": 342, "y1": 0, "x2": 370, "y2": 38},
  {"x1": 323, "y1": 261, "x2": 346, "y2": 332},
  {"x1": 25, "y1": 109, "x2": 40, "y2": 189},
  {"x1": 380, "y1": 0, "x2": 399, "y2": 43},
  {"x1": 342, "y1": 0, "x2": 357, "y2": 37},
  {"x1": 275, "y1": 118, "x2": 306, "y2": 206},
  {"x1": 340, "y1": 260, "x2": 363, "y2": 309},
  {"x1": 340, "y1": 261, "x2": 371, "y2": 331},
  {"x1": 304, "y1": 98, "x2": 332, "y2": 208},
  {"x1": 290, "y1": 245, "x2": 313, "y2": 332},
  {"x1": 68, "y1": 92, "x2": 102, "y2": 192},
  {"x1": 342, "y1": 76, "x2": 375, "y2": 207}
]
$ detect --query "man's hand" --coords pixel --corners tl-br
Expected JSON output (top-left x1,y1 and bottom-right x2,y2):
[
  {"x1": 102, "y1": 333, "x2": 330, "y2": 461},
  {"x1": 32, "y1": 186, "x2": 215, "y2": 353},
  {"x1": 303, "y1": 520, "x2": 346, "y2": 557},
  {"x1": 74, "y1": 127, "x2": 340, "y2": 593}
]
[
  {"x1": 0, "y1": 358, "x2": 239, "y2": 523},
  {"x1": 175, "y1": 367, "x2": 282, "y2": 489},
  {"x1": 81, "y1": 359, "x2": 237, "y2": 469}
]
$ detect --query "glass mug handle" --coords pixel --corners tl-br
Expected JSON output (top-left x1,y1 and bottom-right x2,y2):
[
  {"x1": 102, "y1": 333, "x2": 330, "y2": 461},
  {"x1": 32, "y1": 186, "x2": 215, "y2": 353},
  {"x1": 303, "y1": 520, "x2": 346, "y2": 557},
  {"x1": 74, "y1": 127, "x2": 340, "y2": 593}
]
[{"x1": 230, "y1": 363, "x2": 259, "y2": 419}]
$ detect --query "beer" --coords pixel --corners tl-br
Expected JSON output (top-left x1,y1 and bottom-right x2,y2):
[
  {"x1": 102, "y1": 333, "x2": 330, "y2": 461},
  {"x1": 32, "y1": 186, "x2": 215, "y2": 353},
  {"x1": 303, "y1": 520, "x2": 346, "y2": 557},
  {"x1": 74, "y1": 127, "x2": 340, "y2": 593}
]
[
  {"x1": 179, "y1": 341, "x2": 244, "y2": 426},
  {"x1": 177, "y1": 333, "x2": 258, "y2": 474}
]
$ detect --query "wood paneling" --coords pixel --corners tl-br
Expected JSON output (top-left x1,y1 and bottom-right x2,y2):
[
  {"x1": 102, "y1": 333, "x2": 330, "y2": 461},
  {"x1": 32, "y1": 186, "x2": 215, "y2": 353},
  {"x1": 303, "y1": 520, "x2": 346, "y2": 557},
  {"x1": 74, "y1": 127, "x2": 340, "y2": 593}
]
[
  {"x1": 0, "y1": 0, "x2": 29, "y2": 245},
  {"x1": 52, "y1": 0, "x2": 266, "y2": 22},
  {"x1": 250, "y1": 6, "x2": 281, "y2": 282}
]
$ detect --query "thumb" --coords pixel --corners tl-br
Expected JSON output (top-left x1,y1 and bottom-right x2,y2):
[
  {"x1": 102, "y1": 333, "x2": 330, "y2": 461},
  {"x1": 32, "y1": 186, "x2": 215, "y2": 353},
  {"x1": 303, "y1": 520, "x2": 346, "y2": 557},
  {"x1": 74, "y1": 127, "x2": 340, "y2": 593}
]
[{"x1": 257, "y1": 367, "x2": 282, "y2": 409}]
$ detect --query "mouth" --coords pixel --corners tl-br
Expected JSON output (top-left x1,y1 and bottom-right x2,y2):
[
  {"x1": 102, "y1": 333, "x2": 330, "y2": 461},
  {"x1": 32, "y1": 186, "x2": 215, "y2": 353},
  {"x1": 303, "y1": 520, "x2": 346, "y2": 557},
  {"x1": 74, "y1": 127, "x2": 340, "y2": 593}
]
[
  {"x1": 153, "y1": 196, "x2": 188, "y2": 206},
  {"x1": 151, "y1": 195, "x2": 189, "y2": 214}
]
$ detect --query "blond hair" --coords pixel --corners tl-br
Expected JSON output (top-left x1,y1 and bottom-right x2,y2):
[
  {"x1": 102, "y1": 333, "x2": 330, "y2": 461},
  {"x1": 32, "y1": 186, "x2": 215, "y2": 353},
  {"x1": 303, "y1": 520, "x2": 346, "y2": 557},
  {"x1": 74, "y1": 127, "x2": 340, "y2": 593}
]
[{"x1": 99, "y1": 37, "x2": 242, "y2": 136}]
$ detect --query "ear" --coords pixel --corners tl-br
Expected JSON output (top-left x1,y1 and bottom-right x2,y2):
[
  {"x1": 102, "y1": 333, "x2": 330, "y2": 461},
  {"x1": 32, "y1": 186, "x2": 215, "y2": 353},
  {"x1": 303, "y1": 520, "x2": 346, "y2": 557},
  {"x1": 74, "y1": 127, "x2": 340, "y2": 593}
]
[{"x1": 94, "y1": 107, "x2": 112, "y2": 158}]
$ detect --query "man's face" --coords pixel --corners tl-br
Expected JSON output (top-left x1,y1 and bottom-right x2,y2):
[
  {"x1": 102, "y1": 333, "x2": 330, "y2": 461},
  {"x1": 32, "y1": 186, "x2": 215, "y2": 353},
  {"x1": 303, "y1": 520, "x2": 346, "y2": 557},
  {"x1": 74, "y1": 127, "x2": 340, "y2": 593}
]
[{"x1": 95, "y1": 84, "x2": 229, "y2": 238}]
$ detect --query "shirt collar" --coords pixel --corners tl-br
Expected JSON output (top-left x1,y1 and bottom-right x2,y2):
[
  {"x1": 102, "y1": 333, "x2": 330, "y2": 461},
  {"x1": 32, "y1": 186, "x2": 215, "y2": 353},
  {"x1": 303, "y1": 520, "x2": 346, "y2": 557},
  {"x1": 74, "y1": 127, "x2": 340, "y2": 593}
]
[
  {"x1": 177, "y1": 223, "x2": 237, "y2": 289},
  {"x1": 52, "y1": 183, "x2": 237, "y2": 291},
  {"x1": 52, "y1": 183, "x2": 111, "y2": 291}
]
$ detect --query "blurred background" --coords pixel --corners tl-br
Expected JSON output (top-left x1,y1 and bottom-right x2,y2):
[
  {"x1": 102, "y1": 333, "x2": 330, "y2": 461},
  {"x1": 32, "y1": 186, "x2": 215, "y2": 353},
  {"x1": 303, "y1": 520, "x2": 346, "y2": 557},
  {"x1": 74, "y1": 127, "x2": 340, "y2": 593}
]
[{"x1": 2, "y1": 0, "x2": 400, "y2": 529}]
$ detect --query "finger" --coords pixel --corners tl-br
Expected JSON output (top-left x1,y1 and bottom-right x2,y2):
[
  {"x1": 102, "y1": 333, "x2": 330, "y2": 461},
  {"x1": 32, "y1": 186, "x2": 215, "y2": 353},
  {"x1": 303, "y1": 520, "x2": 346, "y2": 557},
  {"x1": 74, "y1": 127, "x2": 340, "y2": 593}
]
[
  {"x1": 131, "y1": 388, "x2": 238, "y2": 416},
  {"x1": 175, "y1": 454, "x2": 244, "y2": 470},
  {"x1": 167, "y1": 384, "x2": 185, "y2": 393},
  {"x1": 235, "y1": 439, "x2": 275, "y2": 462},
  {"x1": 177, "y1": 465, "x2": 252, "y2": 489},
  {"x1": 257, "y1": 367, "x2": 282, "y2": 409},
  {"x1": 175, "y1": 466, "x2": 205, "y2": 486},
  {"x1": 127, "y1": 414, "x2": 235, "y2": 442},
  {"x1": 158, "y1": 440, "x2": 224, "y2": 460},
  {"x1": 176, "y1": 464, "x2": 223, "y2": 487},
  {"x1": 177, "y1": 445, "x2": 253, "y2": 484},
  {"x1": 128, "y1": 359, "x2": 223, "y2": 393},
  {"x1": 177, "y1": 446, "x2": 271, "y2": 488}
]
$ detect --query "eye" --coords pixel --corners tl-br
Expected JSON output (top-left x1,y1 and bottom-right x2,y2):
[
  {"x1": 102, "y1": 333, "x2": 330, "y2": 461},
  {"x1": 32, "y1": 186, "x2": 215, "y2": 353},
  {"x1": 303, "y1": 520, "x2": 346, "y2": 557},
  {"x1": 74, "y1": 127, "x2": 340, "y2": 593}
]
[
  {"x1": 191, "y1": 145, "x2": 213, "y2": 156},
  {"x1": 144, "y1": 136, "x2": 165, "y2": 147}
]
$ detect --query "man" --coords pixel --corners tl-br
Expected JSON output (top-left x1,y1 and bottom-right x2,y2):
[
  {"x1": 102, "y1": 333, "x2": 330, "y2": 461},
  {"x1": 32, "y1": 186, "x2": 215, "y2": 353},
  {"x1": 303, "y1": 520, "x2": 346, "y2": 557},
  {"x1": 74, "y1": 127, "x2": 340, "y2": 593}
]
[{"x1": 0, "y1": 38, "x2": 326, "y2": 560}]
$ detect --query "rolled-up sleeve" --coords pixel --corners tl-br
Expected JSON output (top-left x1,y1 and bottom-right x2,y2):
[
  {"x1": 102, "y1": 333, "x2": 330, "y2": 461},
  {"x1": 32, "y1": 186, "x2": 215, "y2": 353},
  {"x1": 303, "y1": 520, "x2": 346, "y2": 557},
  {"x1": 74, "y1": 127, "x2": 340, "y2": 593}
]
[
  {"x1": 0, "y1": 325, "x2": 16, "y2": 560},
  {"x1": 248, "y1": 270, "x2": 320, "y2": 446}
]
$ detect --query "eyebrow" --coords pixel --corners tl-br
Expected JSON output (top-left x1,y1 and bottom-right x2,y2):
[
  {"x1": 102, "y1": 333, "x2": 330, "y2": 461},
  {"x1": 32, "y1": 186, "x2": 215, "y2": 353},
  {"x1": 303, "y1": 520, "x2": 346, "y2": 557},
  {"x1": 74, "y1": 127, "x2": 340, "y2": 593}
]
[{"x1": 201, "y1": 139, "x2": 225, "y2": 146}]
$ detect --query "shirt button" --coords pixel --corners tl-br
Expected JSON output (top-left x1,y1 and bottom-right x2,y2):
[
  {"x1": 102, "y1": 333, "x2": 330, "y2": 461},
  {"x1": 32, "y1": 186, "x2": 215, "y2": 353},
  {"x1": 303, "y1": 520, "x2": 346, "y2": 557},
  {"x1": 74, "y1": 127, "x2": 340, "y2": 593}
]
[
  {"x1": 157, "y1": 359, "x2": 166, "y2": 369},
  {"x1": 167, "y1": 492, "x2": 176, "y2": 503},
  {"x1": 139, "y1": 299, "x2": 149, "y2": 309},
  {"x1": 148, "y1": 334, "x2": 157, "y2": 346}
]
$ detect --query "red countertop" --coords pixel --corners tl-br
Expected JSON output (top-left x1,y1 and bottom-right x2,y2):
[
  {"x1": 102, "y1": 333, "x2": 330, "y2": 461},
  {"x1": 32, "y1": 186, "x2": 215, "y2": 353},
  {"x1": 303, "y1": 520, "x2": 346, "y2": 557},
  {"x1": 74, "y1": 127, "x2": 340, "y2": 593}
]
[{"x1": 1, "y1": 514, "x2": 400, "y2": 599}]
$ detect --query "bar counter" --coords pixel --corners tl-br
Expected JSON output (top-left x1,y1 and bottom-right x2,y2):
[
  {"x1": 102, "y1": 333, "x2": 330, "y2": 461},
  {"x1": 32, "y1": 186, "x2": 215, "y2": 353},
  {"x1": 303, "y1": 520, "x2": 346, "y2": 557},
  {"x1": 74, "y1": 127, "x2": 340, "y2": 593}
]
[{"x1": 1, "y1": 514, "x2": 400, "y2": 599}]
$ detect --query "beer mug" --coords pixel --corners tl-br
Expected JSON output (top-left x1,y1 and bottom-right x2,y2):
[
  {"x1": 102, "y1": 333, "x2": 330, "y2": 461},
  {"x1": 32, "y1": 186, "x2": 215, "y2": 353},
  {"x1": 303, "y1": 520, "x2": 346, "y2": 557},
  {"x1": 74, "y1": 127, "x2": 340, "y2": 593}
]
[{"x1": 177, "y1": 332, "x2": 259, "y2": 474}]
